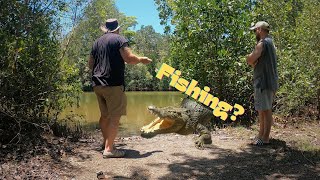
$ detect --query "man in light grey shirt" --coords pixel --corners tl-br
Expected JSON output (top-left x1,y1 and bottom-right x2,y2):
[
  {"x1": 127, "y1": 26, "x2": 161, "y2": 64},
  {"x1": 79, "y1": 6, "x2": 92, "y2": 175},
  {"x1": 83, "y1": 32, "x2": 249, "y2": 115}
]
[{"x1": 246, "y1": 21, "x2": 279, "y2": 146}]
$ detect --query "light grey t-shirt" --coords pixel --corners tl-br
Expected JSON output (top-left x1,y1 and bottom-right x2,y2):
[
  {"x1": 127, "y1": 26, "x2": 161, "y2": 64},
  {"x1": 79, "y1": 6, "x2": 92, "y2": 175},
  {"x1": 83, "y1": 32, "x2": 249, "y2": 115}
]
[{"x1": 253, "y1": 36, "x2": 279, "y2": 91}]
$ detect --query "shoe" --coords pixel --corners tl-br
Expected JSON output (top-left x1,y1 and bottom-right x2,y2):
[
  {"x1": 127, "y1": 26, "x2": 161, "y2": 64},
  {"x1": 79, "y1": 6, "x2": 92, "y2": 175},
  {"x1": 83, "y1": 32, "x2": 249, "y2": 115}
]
[
  {"x1": 250, "y1": 138, "x2": 271, "y2": 146},
  {"x1": 103, "y1": 149, "x2": 125, "y2": 158}
]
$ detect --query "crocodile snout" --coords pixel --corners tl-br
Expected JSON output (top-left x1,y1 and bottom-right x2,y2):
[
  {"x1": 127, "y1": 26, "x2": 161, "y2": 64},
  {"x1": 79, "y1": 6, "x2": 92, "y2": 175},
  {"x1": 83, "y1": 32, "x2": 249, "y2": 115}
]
[{"x1": 147, "y1": 105, "x2": 156, "y2": 110}]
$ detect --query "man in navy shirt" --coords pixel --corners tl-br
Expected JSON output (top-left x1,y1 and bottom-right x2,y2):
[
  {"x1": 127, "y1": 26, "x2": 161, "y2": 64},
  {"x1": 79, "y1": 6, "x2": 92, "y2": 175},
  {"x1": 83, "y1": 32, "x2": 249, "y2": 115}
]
[{"x1": 88, "y1": 19, "x2": 152, "y2": 158}]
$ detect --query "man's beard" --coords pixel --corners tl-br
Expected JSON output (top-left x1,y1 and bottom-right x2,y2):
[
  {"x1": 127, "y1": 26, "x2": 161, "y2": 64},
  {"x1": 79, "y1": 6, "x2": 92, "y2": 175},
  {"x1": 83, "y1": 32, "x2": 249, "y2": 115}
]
[{"x1": 256, "y1": 34, "x2": 261, "y2": 42}]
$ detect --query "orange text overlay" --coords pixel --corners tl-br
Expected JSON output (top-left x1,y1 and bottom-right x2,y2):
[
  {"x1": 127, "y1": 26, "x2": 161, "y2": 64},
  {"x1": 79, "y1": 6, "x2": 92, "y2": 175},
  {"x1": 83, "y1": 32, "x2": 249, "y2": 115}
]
[{"x1": 156, "y1": 63, "x2": 245, "y2": 121}]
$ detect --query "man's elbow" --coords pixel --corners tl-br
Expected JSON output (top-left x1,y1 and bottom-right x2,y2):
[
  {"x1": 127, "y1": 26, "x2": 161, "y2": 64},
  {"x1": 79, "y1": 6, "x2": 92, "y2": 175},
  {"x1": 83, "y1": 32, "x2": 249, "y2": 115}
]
[
  {"x1": 246, "y1": 56, "x2": 256, "y2": 66},
  {"x1": 246, "y1": 56, "x2": 252, "y2": 65},
  {"x1": 126, "y1": 60, "x2": 136, "y2": 65},
  {"x1": 123, "y1": 57, "x2": 133, "y2": 64}
]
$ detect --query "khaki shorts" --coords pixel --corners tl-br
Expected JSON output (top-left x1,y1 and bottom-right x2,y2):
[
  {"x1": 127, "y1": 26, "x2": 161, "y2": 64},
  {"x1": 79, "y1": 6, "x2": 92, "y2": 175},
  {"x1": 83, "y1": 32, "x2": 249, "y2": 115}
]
[
  {"x1": 254, "y1": 88, "x2": 275, "y2": 111},
  {"x1": 93, "y1": 86, "x2": 127, "y2": 117}
]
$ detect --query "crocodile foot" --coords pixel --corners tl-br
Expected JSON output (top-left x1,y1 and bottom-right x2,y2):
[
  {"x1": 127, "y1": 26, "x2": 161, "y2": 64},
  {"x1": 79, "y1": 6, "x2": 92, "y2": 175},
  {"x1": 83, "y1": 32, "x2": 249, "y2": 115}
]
[{"x1": 194, "y1": 135, "x2": 212, "y2": 149}]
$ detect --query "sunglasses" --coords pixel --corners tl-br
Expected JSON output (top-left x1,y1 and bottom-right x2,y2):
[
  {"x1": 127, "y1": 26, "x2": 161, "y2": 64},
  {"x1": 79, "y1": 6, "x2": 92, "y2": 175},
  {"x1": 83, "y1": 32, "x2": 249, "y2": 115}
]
[{"x1": 253, "y1": 27, "x2": 261, "y2": 33}]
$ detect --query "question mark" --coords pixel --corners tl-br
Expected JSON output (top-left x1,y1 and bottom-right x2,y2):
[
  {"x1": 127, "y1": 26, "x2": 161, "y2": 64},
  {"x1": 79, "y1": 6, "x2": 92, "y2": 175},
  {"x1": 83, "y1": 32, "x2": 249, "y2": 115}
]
[
  {"x1": 230, "y1": 104, "x2": 245, "y2": 121},
  {"x1": 213, "y1": 101, "x2": 233, "y2": 121}
]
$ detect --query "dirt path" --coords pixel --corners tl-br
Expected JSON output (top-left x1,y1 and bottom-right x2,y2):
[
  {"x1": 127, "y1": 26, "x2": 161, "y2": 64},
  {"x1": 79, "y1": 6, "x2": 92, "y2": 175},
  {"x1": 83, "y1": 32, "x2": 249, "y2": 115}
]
[
  {"x1": 69, "y1": 127, "x2": 319, "y2": 180},
  {"x1": 1, "y1": 122, "x2": 319, "y2": 179}
]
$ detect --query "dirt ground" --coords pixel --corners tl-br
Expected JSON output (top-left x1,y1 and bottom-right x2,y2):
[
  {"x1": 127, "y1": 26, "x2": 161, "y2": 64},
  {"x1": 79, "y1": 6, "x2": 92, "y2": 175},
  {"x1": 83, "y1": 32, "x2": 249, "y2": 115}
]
[{"x1": 1, "y1": 120, "x2": 319, "y2": 180}]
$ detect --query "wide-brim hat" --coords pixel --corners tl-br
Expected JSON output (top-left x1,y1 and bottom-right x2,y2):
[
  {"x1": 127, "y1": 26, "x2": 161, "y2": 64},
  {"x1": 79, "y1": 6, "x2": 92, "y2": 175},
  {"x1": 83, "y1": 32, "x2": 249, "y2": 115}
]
[
  {"x1": 249, "y1": 21, "x2": 270, "y2": 31},
  {"x1": 100, "y1": 18, "x2": 121, "y2": 33}
]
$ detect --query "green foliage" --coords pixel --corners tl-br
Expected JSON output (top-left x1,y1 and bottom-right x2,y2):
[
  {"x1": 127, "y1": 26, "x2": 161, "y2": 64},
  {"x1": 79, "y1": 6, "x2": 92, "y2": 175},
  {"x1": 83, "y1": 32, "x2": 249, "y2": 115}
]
[
  {"x1": 0, "y1": 0, "x2": 81, "y2": 144},
  {"x1": 156, "y1": 0, "x2": 256, "y2": 123},
  {"x1": 127, "y1": 25, "x2": 170, "y2": 91},
  {"x1": 156, "y1": 0, "x2": 319, "y2": 121},
  {"x1": 125, "y1": 64, "x2": 153, "y2": 91}
]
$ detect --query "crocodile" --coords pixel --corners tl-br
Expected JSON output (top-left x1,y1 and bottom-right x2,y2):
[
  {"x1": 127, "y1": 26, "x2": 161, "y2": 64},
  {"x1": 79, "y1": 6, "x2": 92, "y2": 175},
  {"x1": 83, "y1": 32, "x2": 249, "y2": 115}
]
[{"x1": 141, "y1": 98, "x2": 213, "y2": 149}]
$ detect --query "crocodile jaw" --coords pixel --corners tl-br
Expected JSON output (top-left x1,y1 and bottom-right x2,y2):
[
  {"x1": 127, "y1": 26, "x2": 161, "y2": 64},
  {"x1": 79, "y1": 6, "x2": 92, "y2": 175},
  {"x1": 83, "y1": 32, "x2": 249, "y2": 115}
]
[{"x1": 140, "y1": 117, "x2": 183, "y2": 138}]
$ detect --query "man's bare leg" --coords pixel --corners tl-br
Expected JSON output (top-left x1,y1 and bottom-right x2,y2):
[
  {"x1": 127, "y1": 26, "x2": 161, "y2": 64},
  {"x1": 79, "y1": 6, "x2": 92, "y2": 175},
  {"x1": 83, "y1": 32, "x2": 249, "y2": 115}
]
[
  {"x1": 258, "y1": 110, "x2": 265, "y2": 139},
  {"x1": 262, "y1": 109, "x2": 273, "y2": 143},
  {"x1": 104, "y1": 116, "x2": 121, "y2": 152},
  {"x1": 99, "y1": 116, "x2": 109, "y2": 147}
]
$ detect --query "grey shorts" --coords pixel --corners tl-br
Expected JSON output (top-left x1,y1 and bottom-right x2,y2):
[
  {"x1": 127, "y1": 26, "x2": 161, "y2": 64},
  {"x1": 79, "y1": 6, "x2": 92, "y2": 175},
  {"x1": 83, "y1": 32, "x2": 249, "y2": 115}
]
[{"x1": 254, "y1": 88, "x2": 274, "y2": 111}]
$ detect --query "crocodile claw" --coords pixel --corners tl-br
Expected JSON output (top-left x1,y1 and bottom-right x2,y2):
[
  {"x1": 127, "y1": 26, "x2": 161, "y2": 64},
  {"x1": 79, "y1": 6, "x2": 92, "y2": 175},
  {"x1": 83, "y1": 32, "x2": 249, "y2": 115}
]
[{"x1": 194, "y1": 138, "x2": 205, "y2": 150}]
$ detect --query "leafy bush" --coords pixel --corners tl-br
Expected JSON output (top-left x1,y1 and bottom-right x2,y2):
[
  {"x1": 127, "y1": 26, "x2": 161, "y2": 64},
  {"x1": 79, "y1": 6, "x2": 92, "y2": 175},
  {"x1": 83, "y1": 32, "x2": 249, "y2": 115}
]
[
  {"x1": 156, "y1": 0, "x2": 256, "y2": 124},
  {"x1": 156, "y1": 0, "x2": 319, "y2": 123},
  {"x1": 0, "y1": 0, "x2": 81, "y2": 144}
]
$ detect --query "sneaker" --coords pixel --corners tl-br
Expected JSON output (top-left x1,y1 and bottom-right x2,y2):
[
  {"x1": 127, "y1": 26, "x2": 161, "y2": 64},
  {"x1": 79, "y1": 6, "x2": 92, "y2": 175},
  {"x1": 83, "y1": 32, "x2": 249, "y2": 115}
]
[{"x1": 103, "y1": 149, "x2": 125, "y2": 158}]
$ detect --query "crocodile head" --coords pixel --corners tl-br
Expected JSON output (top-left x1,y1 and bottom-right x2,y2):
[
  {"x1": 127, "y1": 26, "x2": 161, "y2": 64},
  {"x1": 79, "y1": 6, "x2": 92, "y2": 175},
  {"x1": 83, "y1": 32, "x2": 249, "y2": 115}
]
[
  {"x1": 140, "y1": 105, "x2": 191, "y2": 138},
  {"x1": 141, "y1": 98, "x2": 214, "y2": 149}
]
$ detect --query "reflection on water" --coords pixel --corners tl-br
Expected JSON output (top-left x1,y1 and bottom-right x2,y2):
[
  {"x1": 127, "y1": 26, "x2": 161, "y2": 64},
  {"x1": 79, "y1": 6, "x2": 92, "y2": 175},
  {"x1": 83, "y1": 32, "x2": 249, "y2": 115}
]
[{"x1": 61, "y1": 91, "x2": 184, "y2": 137}]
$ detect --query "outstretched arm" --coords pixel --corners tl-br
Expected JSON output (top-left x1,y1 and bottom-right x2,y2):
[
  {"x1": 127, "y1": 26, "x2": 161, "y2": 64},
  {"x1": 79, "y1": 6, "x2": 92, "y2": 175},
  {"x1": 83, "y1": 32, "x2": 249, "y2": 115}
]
[{"x1": 120, "y1": 46, "x2": 152, "y2": 65}]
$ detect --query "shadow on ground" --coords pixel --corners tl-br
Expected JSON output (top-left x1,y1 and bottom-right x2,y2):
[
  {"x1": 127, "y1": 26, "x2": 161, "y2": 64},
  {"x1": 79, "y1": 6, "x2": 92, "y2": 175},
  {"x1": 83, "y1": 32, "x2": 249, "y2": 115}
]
[
  {"x1": 112, "y1": 168, "x2": 151, "y2": 180},
  {"x1": 124, "y1": 149, "x2": 163, "y2": 159},
  {"x1": 112, "y1": 139, "x2": 319, "y2": 179}
]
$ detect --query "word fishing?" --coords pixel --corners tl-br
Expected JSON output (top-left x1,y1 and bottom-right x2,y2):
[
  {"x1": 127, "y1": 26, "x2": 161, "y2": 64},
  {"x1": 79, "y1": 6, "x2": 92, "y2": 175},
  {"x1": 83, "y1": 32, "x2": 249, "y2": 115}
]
[{"x1": 156, "y1": 63, "x2": 245, "y2": 121}]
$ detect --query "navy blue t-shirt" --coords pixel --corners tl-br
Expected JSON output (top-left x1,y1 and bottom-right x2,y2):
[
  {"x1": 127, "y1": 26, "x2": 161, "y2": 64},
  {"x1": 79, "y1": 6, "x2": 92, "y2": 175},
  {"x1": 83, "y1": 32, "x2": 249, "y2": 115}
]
[{"x1": 91, "y1": 32, "x2": 128, "y2": 86}]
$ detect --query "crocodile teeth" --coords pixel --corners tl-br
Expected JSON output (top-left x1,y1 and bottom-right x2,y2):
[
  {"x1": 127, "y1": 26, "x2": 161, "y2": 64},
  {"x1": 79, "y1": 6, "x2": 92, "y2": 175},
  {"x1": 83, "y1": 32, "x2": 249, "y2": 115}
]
[
  {"x1": 141, "y1": 117, "x2": 175, "y2": 133},
  {"x1": 141, "y1": 117, "x2": 161, "y2": 132}
]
